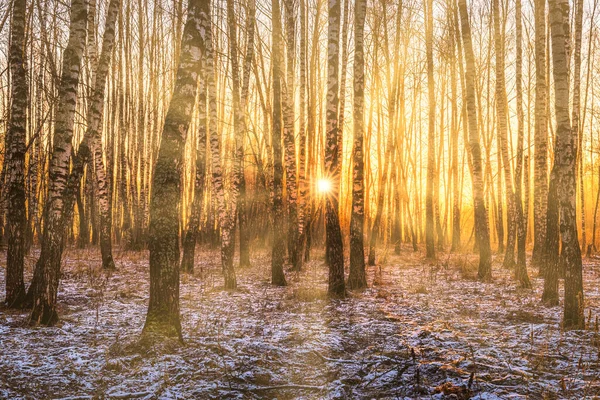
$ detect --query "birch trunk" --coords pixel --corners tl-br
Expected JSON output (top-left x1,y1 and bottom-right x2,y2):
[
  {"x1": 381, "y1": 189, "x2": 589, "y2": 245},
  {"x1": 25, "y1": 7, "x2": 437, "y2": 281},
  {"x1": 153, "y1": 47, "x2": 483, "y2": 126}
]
[
  {"x1": 531, "y1": 0, "x2": 548, "y2": 268},
  {"x1": 348, "y1": 0, "x2": 367, "y2": 290},
  {"x1": 493, "y1": 0, "x2": 516, "y2": 269},
  {"x1": 326, "y1": 0, "x2": 346, "y2": 297},
  {"x1": 548, "y1": 0, "x2": 584, "y2": 329},
  {"x1": 271, "y1": 0, "x2": 287, "y2": 286},
  {"x1": 296, "y1": 0, "x2": 308, "y2": 271},
  {"x1": 180, "y1": 66, "x2": 207, "y2": 274},
  {"x1": 281, "y1": 0, "x2": 299, "y2": 269},
  {"x1": 425, "y1": 0, "x2": 436, "y2": 259},
  {"x1": 514, "y1": 0, "x2": 531, "y2": 288},
  {"x1": 207, "y1": 0, "x2": 237, "y2": 289},
  {"x1": 65, "y1": 0, "x2": 120, "y2": 271},
  {"x1": 458, "y1": 0, "x2": 492, "y2": 281},
  {"x1": 238, "y1": 0, "x2": 256, "y2": 269},
  {"x1": 30, "y1": 0, "x2": 88, "y2": 324},
  {"x1": 5, "y1": 0, "x2": 28, "y2": 308},
  {"x1": 143, "y1": 0, "x2": 205, "y2": 340}
]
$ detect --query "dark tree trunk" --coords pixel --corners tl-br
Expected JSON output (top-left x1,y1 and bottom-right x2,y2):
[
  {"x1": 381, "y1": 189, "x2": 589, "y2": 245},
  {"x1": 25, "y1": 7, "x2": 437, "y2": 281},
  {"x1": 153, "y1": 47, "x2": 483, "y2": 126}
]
[
  {"x1": 143, "y1": 0, "x2": 206, "y2": 340},
  {"x1": 5, "y1": 0, "x2": 28, "y2": 308},
  {"x1": 348, "y1": 0, "x2": 367, "y2": 290},
  {"x1": 271, "y1": 0, "x2": 287, "y2": 286},
  {"x1": 30, "y1": 0, "x2": 88, "y2": 324},
  {"x1": 548, "y1": 0, "x2": 584, "y2": 329},
  {"x1": 325, "y1": 0, "x2": 346, "y2": 297}
]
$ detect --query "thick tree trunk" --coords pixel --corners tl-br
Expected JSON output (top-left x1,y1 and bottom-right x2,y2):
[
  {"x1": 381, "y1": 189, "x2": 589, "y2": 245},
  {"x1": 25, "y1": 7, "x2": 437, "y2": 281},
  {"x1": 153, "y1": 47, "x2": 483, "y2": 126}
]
[
  {"x1": 5, "y1": 0, "x2": 28, "y2": 308},
  {"x1": 143, "y1": 0, "x2": 205, "y2": 340},
  {"x1": 458, "y1": 0, "x2": 492, "y2": 281},
  {"x1": 548, "y1": 0, "x2": 584, "y2": 329},
  {"x1": 348, "y1": 0, "x2": 367, "y2": 290},
  {"x1": 542, "y1": 171, "x2": 560, "y2": 304},
  {"x1": 30, "y1": 0, "x2": 88, "y2": 324}
]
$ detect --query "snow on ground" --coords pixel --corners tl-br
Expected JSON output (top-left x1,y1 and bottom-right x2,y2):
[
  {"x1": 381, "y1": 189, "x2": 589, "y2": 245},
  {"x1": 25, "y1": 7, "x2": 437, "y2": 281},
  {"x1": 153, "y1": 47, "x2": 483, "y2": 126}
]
[{"x1": 1, "y1": 246, "x2": 599, "y2": 399}]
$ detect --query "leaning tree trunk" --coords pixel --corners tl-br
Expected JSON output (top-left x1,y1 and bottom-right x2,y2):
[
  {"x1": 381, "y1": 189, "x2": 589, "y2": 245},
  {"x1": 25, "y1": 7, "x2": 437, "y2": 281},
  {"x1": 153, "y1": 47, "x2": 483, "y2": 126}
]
[
  {"x1": 143, "y1": 0, "x2": 205, "y2": 340},
  {"x1": 348, "y1": 0, "x2": 367, "y2": 290},
  {"x1": 458, "y1": 0, "x2": 492, "y2": 281},
  {"x1": 64, "y1": 0, "x2": 120, "y2": 271},
  {"x1": 5, "y1": 0, "x2": 28, "y2": 308},
  {"x1": 548, "y1": 0, "x2": 585, "y2": 329},
  {"x1": 29, "y1": 0, "x2": 88, "y2": 324},
  {"x1": 325, "y1": 0, "x2": 346, "y2": 297},
  {"x1": 270, "y1": 0, "x2": 287, "y2": 286},
  {"x1": 85, "y1": 0, "x2": 119, "y2": 271}
]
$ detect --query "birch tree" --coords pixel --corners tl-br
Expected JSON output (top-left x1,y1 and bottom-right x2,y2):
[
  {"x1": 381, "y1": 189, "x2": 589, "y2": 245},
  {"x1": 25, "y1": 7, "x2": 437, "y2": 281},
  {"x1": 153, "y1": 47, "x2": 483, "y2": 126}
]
[
  {"x1": 326, "y1": 0, "x2": 346, "y2": 296},
  {"x1": 348, "y1": 0, "x2": 367, "y2": 290},
  {"x1": 29, "y1": 0, "x2": 88, "y2": 324},
  {"x1": 143, "y1": 0, "x2": 206, "y2": 340},
  {"x1": 5, "y1": 0, "x2": 28, "y2": 308},
  {"x1": 548, "y1": 0, "x2": 584, "y2": 329},
  {"x1": 458, "y1": 0, "x2": 492, "y2": 281}
]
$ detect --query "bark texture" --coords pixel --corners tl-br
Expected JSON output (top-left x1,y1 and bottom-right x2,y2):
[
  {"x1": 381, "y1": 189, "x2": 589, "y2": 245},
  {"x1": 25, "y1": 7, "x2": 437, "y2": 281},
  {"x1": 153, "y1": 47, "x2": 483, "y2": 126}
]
[
  {"x1": 143, "y1": 0, "x2": 206, "y2": 339},
  {"x1": 548, "y1": 0, "x2": 584, "y2": 329},
  {"x1": 325, "y1": 0, "x2": 346, "y2": 297},
  {"x1": 458, "y1": 0, "x2": 492, "y2": 281},
  {"x1": 348, "y1": 0, "x2": 367, "y2": 290},
  {"x1": 30, "y1": 0, "x2": 88, "y2": 324},
  {"x1": 5, "y1": 0, "x2": 28, "y2": 308}
]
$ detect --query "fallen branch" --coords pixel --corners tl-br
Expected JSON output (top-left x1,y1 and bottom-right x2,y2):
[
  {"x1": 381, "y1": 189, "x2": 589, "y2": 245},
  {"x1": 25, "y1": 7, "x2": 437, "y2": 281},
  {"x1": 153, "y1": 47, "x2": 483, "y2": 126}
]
[
  {"x1": 365, "y1": 364, "x2": 411, "y2": 388},
  {"x1": 526, "y1": 351, "x2": 569, "y2": 361},
  {"x1": 249, "y1": 385, "x2": 325, "y2": 392},
  {"x1": 312, "y1": 350, "x2": 399, "y2": 365},
  {"x1": 312, "y1": 350, "x2": 366, "y2": 364},
  {"x1": 54, "y1": 397, "x2": 93, "y2": 400},
  {"x1": 107, "y1": 392, "x2": 152, "y2": 399},
  {"x1": 474, "y1": 361, "x2": 533, "y2": 379}
]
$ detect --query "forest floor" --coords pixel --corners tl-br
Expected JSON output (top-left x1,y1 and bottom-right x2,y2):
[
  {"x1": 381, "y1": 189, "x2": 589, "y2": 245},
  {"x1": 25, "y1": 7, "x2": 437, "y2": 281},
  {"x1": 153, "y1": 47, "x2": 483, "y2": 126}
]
[{"x1": 1, "y1": 246, "x2": 600, "y2": 399}]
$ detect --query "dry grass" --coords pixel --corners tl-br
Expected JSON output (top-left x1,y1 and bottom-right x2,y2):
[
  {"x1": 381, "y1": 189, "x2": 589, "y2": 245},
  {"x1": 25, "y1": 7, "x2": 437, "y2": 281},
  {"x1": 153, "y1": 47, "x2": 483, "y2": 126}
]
[
  {"x1": 287, "y1": 287, "x2": 328, "y2": 302},
  {"x1": 454, "y1": 255, "x2": 478, "y2": 280}
]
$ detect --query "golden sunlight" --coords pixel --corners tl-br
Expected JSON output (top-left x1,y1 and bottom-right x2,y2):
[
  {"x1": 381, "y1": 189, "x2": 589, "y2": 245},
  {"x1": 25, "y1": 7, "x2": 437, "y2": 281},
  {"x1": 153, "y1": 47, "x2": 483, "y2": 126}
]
[{"x1": 317, "y1": 178, "x2": 333, "y2": 194}]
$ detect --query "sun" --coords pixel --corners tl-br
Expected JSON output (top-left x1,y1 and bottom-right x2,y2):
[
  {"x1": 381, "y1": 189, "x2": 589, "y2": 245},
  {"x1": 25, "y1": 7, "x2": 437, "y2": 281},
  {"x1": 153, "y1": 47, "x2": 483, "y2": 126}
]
[{"x1": 317, "y1": 178, "x2": 333, "y2": 194}]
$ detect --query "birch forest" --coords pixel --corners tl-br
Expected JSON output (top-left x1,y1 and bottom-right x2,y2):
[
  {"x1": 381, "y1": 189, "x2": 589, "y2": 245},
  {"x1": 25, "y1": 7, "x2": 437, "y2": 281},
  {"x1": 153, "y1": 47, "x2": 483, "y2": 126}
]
[{"x1": 1, "y1": 0, "x2": 600, "y2": 396}]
